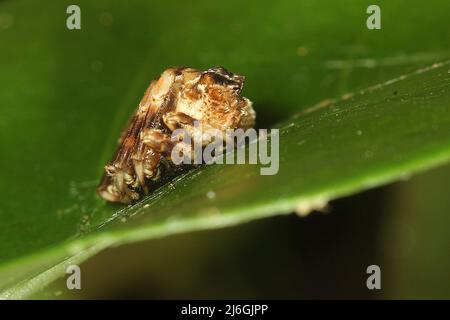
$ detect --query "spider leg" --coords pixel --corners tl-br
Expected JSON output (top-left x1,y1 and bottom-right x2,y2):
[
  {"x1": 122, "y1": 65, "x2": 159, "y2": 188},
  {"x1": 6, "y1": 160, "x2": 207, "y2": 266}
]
[
  {"x1": 97, "y1": 68, "x2": 181, "y2": 203},
  {"x1": 132, "y1": 148, "x2": 161, "y2": 194},
  {"x1": 140, "y1": 129, "x2": 177, "y2": 157},
  {"x1": 162, "y1": 111, "x2": 196, "y2": 131}
]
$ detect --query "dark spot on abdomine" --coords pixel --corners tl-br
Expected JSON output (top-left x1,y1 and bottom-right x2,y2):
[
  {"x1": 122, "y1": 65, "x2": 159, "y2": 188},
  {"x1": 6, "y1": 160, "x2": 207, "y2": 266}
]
[{"x1": 203, "y1": 68, "x2": 243, "y2": 92}]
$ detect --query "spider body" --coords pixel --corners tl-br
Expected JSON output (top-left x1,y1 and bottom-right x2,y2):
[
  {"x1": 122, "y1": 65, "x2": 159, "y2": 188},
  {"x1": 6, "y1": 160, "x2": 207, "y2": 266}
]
[{"x1": 97, "y1": 66, "x2": 255, "y2": 204}]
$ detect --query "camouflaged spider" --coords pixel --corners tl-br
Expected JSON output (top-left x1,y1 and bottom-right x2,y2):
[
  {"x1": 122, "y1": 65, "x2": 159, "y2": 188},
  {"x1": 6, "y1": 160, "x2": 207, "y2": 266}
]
[{"x1": 97, "y1": 66, "x2": 256, "y2": 204}]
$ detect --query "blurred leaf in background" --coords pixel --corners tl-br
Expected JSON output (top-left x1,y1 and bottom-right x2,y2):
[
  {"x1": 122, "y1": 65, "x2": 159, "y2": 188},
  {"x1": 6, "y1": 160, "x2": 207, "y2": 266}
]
[{"x1": 0, "y1": 0, "x2": 449, "y2": 298}]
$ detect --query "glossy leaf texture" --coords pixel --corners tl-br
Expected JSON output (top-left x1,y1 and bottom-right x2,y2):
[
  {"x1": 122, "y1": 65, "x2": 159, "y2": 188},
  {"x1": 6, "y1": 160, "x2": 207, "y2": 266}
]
[{"x1": 0, "y1": 0, "x2": 450, "y2": 298}]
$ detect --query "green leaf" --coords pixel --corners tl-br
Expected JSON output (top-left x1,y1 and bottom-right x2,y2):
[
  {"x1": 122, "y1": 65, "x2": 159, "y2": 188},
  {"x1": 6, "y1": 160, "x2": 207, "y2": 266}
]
[{"x1": 1, "y1": 0, "x2": 450, "y2": 298}]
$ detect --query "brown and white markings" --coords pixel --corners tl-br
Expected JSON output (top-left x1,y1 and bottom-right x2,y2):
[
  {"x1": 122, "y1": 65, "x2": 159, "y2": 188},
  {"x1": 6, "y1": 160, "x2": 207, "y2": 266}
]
[{"x1": 97, "y1": 66, "x2": 256, "y2": 204}]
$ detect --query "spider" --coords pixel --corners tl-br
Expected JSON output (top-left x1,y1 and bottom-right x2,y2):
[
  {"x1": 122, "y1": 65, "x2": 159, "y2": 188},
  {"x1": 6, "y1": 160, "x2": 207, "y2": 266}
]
[{"x1": 97, "y1": 66, "x2": 255, "y2": 204}]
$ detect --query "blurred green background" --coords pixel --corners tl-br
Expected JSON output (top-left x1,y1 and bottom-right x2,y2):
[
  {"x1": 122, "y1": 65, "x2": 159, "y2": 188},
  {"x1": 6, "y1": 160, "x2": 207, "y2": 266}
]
[{"x1": 0, "y1": 0, "x2": 449, "y2": 298}]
